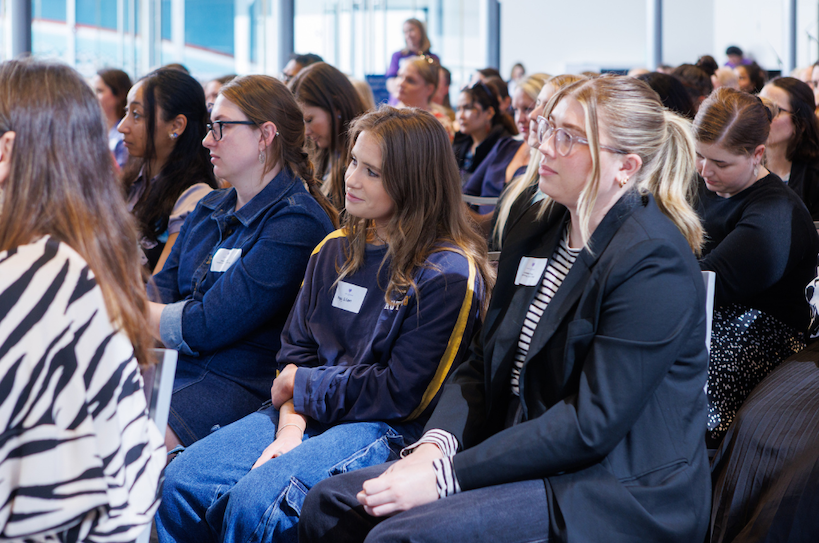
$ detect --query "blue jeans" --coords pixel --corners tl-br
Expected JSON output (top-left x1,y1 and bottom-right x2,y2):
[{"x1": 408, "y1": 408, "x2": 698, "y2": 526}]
[{"x1": 155, "y1": 404, "x2": 419, "y2": 543}]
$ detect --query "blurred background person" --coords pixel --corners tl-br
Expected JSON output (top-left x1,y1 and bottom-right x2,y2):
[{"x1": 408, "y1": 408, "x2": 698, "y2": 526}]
[
  {"x1": 94, "y1": 67, "x2": 132, "y2": 169},
  {"x1": 385, "y1": 18, "x2": 438, "y2": 105},
  {"x1": 204, "y1": 74, "x2": 237, "y2": 112}
]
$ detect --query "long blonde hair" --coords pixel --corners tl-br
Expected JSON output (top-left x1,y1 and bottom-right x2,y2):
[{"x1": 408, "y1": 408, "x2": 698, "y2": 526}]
[
  {"x1": 493, "y1": 74, "x2": 587, "y2": 248},
  {"x1": 542, "y1": 75, "x2": 703, "y2": 254},
  {"x1": 339, "y1": 106, "x2": 494, "y2": 316},
  {"x1": 0, "y1": 58, "x2": 155, "y2": 365}
]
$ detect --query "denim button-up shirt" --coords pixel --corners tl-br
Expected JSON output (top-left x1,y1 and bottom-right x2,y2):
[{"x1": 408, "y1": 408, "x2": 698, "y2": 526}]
[{"x1": 149, "y1": 167, "x2": 335, "y2": 392}]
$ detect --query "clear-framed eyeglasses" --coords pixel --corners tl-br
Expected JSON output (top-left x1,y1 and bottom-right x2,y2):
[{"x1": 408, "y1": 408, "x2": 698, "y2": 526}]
[
  {"x1": 206, "y1": 120, "x2": 256, "y2": 141},
  {"x1": 536, "y1": 115, "x2": 627, "y2": 157}
]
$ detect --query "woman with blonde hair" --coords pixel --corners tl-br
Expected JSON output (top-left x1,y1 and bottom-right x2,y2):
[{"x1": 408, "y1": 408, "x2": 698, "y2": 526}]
[
  {"x1": 301, "y1": 75, "x2": 711, "y2": 543},
  {"x1": 155, "y1": 106, "x2": 491, "y2": 543},
  {"x1": 148, "y1": 75, "x2": 337, "y2": 451},
  {"x1": 0, "y1": 58, "x2": 164, "y2": 542},
  {"x1": 395, "y1": 56, "x2": 454, "y2": 139},
  {"x1": 289, "y1": 62, "x2": 368, "y2": 211},
  {"x1": 490, "y1": 74, "x2": 587, "y2": 248}
]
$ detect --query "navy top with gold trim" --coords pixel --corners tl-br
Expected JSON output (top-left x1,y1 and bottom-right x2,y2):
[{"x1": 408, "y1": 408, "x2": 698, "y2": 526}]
[{"x1": 281, "y1": 230, "x2": 484, "y2": 427}]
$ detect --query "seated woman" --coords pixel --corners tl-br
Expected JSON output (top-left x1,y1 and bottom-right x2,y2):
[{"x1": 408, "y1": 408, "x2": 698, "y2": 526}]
[
  {"x1": 692, "y1": 87, "x2": 819, "y2": 447},
  {"x1": 93, "y1": 67, "x2": 132, "y2": 168},
  {"x1": 452, "y1": 82, "x2": 517, "y2": 184},
  {"x1": 490, "y1": 74, "x2": 587, "y2": 249},
  {"x1": 155, "y1": 106, "x2": 491, "y2": 543},
  {"x1": 759, "y1": 77, "x2": 819, "y2": 218},
  {"x1": 301, "y1": 75, "x2": 712, "y2": 543},
  {"x1": 119, "y1": 68, "x2": 219, "y2": 274},
  {"x1": 463, "y1": 74, "x2": 548, "y2": 216},
  {"x1": 148, "y1": 75, "x2": 338, "y2": 450},
  {"x1": 0, "y1": 58, "x2": 164, "y2": 542},
  {"x1": 395, "y1": 56, "x2": 454, "y2": 139},
  {"x1": 289, "y1": 62, "x2": 368, "y2": 212}
]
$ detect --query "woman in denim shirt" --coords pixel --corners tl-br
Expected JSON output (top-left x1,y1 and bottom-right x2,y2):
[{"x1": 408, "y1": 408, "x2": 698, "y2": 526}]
[
  {"x1": 148, "y1": 75, "x2": 338, "y2": 451},
  {"x1": 155, "y1": 106, "x2": 493, "y2": 543}
]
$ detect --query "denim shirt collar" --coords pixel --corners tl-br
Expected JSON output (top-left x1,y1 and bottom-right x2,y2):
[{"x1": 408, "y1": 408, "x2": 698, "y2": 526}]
[{"x1": 202, "y1": 167, "x2": 301, "y2": 227}]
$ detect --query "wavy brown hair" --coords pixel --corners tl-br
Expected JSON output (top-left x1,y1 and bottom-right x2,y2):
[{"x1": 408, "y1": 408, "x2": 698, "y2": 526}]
[
  {"x1": 289, "y1": 62, "x2": 367, "y2": 212},
  {"x1": 340, "y1": 106, "x2": 494, "y2": 315},
  {"x1": 220, "y1": 75, "x2": 339, "y2": 226},
  {"x1": 0, "y1": 58, "x2": 154, "y2": 365}
]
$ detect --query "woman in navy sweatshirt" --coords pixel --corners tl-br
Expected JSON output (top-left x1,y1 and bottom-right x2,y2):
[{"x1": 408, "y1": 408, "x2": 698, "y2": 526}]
[{"x1": 155, "y1": 106, "x2": 492, "y2": 543}]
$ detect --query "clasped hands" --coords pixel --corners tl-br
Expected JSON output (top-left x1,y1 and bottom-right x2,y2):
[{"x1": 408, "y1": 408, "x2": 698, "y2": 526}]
[{"x1": 356, "y1": 442, "x2": 443, "y2": 517}]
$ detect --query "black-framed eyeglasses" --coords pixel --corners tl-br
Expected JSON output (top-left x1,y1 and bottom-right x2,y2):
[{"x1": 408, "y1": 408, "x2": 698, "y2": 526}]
[
  {"x1": 536, "y1": 116, "x2": 627, "y2": 156},
  {"x1": 207, "y1": 120, "x2": 256, "y2": 141}
]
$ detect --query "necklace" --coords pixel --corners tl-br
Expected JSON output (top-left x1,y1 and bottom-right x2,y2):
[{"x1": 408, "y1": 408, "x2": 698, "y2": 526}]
[{"x1": 368, "y1": 226, "x2": 389, "y2": 246}]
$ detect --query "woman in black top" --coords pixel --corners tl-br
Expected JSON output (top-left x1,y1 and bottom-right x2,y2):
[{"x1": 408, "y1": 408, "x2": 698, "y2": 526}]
[
  {"x1": 452, "y1": 82, "x2": 516, "y2": 184},
  {"x1": 759, "y1": 77, "x2": 819, "y2": 218},
  {"x1": 693, "y1": 87, "x2": 819, "y2": 446}
]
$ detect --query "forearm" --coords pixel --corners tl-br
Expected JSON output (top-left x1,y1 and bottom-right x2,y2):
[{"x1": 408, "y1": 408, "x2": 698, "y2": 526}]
[{"x1": 277, "y1": 400, "x2": 307, "y2": 436}]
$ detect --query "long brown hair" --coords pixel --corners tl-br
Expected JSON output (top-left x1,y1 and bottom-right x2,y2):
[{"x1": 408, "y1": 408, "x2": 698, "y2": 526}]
[
  {"x1": 289, "y1": 62, "x2": 367, "y2": 212},
  {"x1": 220, "y1": 75, "x2": 339, "y2": 226},
  {"x1": 0, "y1": 58, "x2": 154, "y2": 365},
  {"x1": 340, "y1": 106, "x2": 494, "y2": 315},
  {"x1": 401, "y1": 18, "x2": 431, "y2": 55}
]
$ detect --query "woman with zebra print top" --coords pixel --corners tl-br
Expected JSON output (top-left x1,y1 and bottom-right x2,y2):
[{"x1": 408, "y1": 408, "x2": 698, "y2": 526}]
[{"x1": 0, "y1": 58, "x2": 164, "y2": 542}]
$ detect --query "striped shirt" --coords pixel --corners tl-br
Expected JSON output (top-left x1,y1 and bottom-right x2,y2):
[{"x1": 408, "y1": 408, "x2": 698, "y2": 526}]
[
  {"x1": 511, "y1": 233, "x2": 581, "y2": 395},
  {"x1": 411, "y1": 228, "x2": 580, "y2": 498},
  {"x1": 0, "y1": 237, "x2": 165, "y2": 542}
]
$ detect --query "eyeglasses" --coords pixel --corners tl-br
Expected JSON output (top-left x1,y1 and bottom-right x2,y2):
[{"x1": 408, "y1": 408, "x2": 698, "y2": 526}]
[
  {"x1": 206, "y1": 120, "x2": 256, "y2": 141},
  {"x1": 536, "y1": 116, "x2": 627, "y2": 156}
]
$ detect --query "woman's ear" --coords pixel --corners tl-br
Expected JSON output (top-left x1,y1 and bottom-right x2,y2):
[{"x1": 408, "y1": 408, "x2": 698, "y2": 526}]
[
  {"x1": 752, "y1": 144, "x2": 766, "y2": 164},
  {"x1": 619, "y1": 153, "x2": 643, "y2": 180},
  {"x1": 258, "y1": 121, "x2": 278, "y2": 149},
  {"x1": 0, "y1": 131, "x2": 16, "y2": 186},
  {"x1": 171, "y1": 114, "x2": 188, "y2": 138}
]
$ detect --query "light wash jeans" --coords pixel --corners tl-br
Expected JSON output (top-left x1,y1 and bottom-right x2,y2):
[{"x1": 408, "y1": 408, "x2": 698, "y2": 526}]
[{"x1": 155, "y1": 402, "x2": 421, "y2": 543}]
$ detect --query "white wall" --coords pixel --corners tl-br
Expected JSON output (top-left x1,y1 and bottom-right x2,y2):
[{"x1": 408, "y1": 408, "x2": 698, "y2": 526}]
[{"x1": 500, "y1": 0, "x2": 819, "y2": 78}]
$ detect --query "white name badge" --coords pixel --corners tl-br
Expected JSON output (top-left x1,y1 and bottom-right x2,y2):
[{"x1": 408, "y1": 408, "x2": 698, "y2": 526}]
[
  {"x1": 515, "y1": 256, "x2": 548, "y2": 287},
  {"x1": 210, "y1": 248, "x2": 242, "y2": 273},
  {"x1": 332, "y1": 281, "x2": 368, "y2": 314}
]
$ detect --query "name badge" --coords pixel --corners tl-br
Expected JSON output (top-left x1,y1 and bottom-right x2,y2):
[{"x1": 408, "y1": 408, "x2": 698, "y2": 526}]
[
  {"x1": 332, "y1": 281, "x2": 368, "y2": 313},
  {"x1": 515, "y1": 256, "x2": 548, "y2": 286},
  {"x1": 211, "y1": 248, "x2": 242, "y2": 273}
]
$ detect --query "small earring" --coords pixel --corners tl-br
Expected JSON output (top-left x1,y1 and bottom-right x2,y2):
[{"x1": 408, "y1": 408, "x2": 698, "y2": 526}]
[
  {"x1": 170, "y1": 132, "x2": 178, "y2": 139},
  {"x1": 258, "y1": 150, "x2": 265, "y2": 164},
  {"x1": 619, "y1": 176, "x2": 629, "y2": 188}
]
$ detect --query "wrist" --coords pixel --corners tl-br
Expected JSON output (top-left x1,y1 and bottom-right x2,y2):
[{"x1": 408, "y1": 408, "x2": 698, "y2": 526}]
[{"x1": 276, "y1": 423, "x2": 304, "y2": 439}]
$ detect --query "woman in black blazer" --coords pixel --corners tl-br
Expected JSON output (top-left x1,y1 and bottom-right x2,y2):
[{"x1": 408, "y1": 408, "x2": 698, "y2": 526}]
[{"x1": 299, "y1": 76, "x2": 711, "y2": 543}]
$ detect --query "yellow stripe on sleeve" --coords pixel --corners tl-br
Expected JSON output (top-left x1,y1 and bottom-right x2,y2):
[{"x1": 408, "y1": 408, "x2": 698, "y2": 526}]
[
  {"x1": 301, "y1": 229, "x2": 347, "y2": 288},
  {"x1": 404, "y1": 252, "x2": 477, "y2": 421}
]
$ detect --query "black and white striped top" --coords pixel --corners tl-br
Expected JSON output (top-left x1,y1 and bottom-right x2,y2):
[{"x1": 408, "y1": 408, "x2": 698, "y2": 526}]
[
  {"x1": 0, "y1": 237, "x2": 165, "y2": 542},
  {"x1": 412, "y1": 229, "x2": 581, "y2": 499},
  {"x1": 511, "y1": 233, "x2": 581, "y2": 395}
]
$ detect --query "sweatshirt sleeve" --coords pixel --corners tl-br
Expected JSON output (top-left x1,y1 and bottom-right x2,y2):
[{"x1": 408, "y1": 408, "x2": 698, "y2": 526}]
[{"x1": 290, "y1": 250, "x2": 484, "y2": 424}]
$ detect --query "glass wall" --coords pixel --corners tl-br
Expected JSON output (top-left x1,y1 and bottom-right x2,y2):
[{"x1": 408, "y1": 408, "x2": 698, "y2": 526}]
[
  {"x1": 294, "y1": 0, "x2": 484, "y2": 98},
  {"x1": 1, "y1": 0, "x2": 488, "y2": 93}
]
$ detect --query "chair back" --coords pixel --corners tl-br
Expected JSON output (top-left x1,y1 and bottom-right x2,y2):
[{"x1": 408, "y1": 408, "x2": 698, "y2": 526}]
[
  {"x1": 702, "y1": 270, "x2": 715, "y2": 355},
  {"x1": 141, "y1": 348, "x2": 178, "y2": 435}
]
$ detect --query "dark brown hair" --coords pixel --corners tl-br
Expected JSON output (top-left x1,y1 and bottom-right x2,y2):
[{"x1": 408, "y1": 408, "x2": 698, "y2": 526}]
[
  {"x1": 693, "y1": 87, "x2": 771, "y2": 155},
  {"x1": 221, "y1": 75, "x2": 339, "y2": 226},
  {"x1": 97, "y1": 67, "x2": 132, "y2": 121},
  {"x1": 770, "y1": 77, "x2": 819, "y2": 162},
  {"x1": 0, "y1": 58, "x2": 154, "y2": 365},
  {"x1": 121, "y1": 68, "x2": 218, "y2": 243},
  {"x1": 289, "y1": 62, "x2": 367, "y2": 212},
  {"x1": 340, "y1": 106, "x2": 494, "y2": 315}
]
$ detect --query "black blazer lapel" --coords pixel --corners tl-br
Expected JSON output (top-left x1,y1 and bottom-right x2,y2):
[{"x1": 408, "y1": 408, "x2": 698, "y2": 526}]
[
  {"x1": 522, "y1": 192, "x2": 646, "y2": 368},
  {"x1": 484, "y1": 203, "x2": 568, "y2": 404}
]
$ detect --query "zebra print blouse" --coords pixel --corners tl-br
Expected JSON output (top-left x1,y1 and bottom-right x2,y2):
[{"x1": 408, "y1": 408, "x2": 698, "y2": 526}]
[{"x1": 0, "y1": 237, "x2": 165, "y2": 542}]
